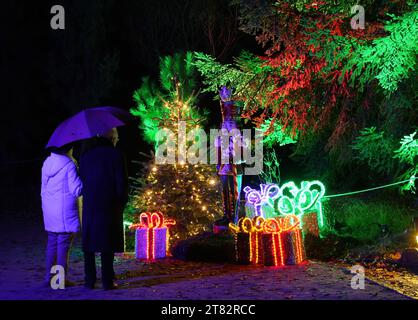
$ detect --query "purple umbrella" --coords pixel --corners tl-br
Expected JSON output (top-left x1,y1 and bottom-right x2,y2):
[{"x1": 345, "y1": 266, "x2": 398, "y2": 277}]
[{"x1": 46, "y1": 107, "x2": 132, "y2": 148}]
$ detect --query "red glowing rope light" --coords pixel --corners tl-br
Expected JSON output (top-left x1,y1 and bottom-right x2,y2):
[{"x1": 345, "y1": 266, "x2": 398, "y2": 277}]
[
  {"x1": 146, "y1": 226, "x2": 150, "y2": 260},
  {"x1": 294, "y1": 229, "x2": 303, "y2": 263},
  {"x1": 229, "y1": 217, "x2": 265, "y2": 264},
  {"x1": 271, "y1": 233, "x2": 279, "y2": 266},
  {"x1": 151, "y1": 228, "x2": 155, "y2": 260},
  {"x1": 130, "y1": 212, "x2": 176, "y2": 260},
  {"x1": 262, "y1": 215, "x2": 301, "y2": 266}
]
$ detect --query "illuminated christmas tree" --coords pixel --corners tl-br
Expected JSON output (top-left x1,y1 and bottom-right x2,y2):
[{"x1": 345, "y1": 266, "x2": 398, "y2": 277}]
[{"x1": 128, "y1": 52, "x2": 223, "y2": 244}]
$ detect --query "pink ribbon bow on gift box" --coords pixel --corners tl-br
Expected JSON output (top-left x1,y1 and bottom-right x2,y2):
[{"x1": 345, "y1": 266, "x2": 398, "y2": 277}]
[{"x1": 130, "y1": 212, "x2": 176, "y2": 230}]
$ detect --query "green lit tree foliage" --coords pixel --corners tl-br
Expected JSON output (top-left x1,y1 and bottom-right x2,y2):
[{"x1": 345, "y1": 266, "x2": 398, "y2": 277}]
[
  {"x1": 343, "y1": 7, "x2": 418, "y2": 93},
  {"x1": 308, "y1": 4, "x2": 418, "y2": 94},
  {"x1": 351, "y1": 127, "x2": 398, "y2": 176},
  {"x1": 394, "y1": 132, "x2": 418, "y2": 192},
  {"x1": 131, "y1": 52, "x2": 203, "y2": 146},
  {"x1": 259, "y1": 120, "x2": 297, "y2": 184},
  {"x1": 260, "y1": 119, "x2": 298, "y2": 148},
  {"x1": 193, "y1": 51, "x2": 273, "y2": 114},
  {"x1": 259, "y1": 150, "x2": 281, "y2": 184},
  {"x1": 129, "y1": 52, "x2": 223, "y2": 244}
]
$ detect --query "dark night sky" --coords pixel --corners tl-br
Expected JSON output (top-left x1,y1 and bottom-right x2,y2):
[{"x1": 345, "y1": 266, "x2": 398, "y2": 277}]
[{"x1": 0, "y1": 0, "x2": 260, "y2": 212}]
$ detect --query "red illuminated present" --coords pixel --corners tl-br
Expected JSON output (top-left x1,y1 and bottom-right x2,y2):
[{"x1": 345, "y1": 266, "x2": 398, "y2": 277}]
[
  {"x1": 262, "y1": 215, "x2": 306, "y2": 267},
  {"x1": 130, "y1": 212, "x2": 176, "y2": 260}
]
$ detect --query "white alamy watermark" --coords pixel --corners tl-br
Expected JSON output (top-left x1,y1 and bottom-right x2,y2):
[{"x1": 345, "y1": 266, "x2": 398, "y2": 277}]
[
  {"x1": 350, "y1": 265, "x2": 365, "y2": 290},
  {"x1": 50, "y1": 265, "x2": 65, "y2": 290},
  {"x1": 154, "y1": 121, "x2": 264, "y2": 175},
  {"x1": 50, "y1": 5, "x2": 65, "y2": 30},
  {"x1": 351, "y1": 5, "x2": 365, "y2": 30}
]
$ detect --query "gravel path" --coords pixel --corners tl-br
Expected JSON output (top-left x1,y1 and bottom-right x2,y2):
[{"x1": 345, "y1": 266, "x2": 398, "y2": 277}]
[{"x1": 0, "y1": 212, "x2": 411, "y2": 300}]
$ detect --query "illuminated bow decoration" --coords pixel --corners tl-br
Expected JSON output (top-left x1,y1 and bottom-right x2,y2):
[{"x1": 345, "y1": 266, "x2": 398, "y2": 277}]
[
  {"x1": 129, "y1": 212, "x2": 176, "y2": 230},
  {"x1": 262, "y1": 215, "x2": 300, "y2": 234},
  {"x1": 262, "y1": 215, "x2": 304, "y2": 266},
  {"x1": 277, "y1": 181, "x2": 325, "y2": 226},
  {"x1": 243, "y1": 184, "x2": 281, "y2": 217},
  {"x1": 229, "y1": 216, "x2": 265, "y2": 233},
  {"x1": 229, "y1": 216, "x2": 265, "y2": 264}
]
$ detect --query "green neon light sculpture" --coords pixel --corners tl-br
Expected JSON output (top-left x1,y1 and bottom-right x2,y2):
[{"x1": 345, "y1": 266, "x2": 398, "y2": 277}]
[
  {"x1": 243, "y1": 180, "x2": 326, "y2": 227},
  {"x1": 277, "y1": 181, "x2": 326, "y2": 227}
]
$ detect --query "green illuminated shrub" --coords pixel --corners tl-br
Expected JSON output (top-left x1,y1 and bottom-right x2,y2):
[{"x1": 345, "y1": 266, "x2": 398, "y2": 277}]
[
  {"x1": 394, "y1": 132, "x2": 418, "y2": 192},
  {"x1": 352, "y1": 127, "x2": 397, "y2": 176},
  {"x1": 327, "y1": 198, "x2": 413, "y2": 243}
]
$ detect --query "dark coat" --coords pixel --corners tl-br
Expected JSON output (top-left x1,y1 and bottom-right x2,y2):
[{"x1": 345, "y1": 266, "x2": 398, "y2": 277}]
[{"x1": 79, "y1": 138, "x2": 128, "y2": 253}]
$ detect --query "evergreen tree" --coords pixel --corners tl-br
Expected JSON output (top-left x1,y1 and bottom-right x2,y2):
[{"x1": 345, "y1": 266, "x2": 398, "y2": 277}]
[
  {"x1": 127, "y1": 52, "x2": 223, "y2": 244},
  {"x1": 194, "y1": 1, "x2": 418, "y2": 190}
]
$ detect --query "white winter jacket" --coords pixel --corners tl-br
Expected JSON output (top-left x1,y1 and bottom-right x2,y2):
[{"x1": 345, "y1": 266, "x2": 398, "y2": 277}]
[{"x1": 41, "y1": 153, "x2": 83, "y2": 233}]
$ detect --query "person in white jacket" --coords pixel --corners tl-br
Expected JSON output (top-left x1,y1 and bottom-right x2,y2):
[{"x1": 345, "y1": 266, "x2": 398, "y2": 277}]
[{"x1": 41, "y1": 144, "x2": 82, "y2": 286}]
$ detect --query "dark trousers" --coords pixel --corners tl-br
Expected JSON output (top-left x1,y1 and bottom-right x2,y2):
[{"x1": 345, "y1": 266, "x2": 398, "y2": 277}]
[{"x1": 83, "y1": 251, "x2": 115, "y2": 287}]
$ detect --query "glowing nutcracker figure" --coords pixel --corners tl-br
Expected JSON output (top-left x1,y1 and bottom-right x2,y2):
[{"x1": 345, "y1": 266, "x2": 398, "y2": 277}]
[{"x1": 213, "y1": 86, "x2": 245, "y2": 231}]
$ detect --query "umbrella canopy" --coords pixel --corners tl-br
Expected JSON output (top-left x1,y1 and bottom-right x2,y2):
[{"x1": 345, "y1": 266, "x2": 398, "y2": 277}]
[
  {"x1": 46, "y1": 107, "x2": 132, "y2": 149},
  {"x1": 89, "y1": 106, "x2": 133, "y2": 122}
]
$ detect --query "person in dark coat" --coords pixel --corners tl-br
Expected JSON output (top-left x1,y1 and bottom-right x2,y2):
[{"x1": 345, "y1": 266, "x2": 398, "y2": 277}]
[{"x1": 79, "y1": 128, "x2": 128, "y2": 290}]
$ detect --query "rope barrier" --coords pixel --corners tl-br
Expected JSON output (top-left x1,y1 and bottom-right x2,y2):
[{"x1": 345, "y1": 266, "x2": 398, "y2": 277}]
[{"x1": 324, "y1": 176, "x2": 416, "y2": 199}]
